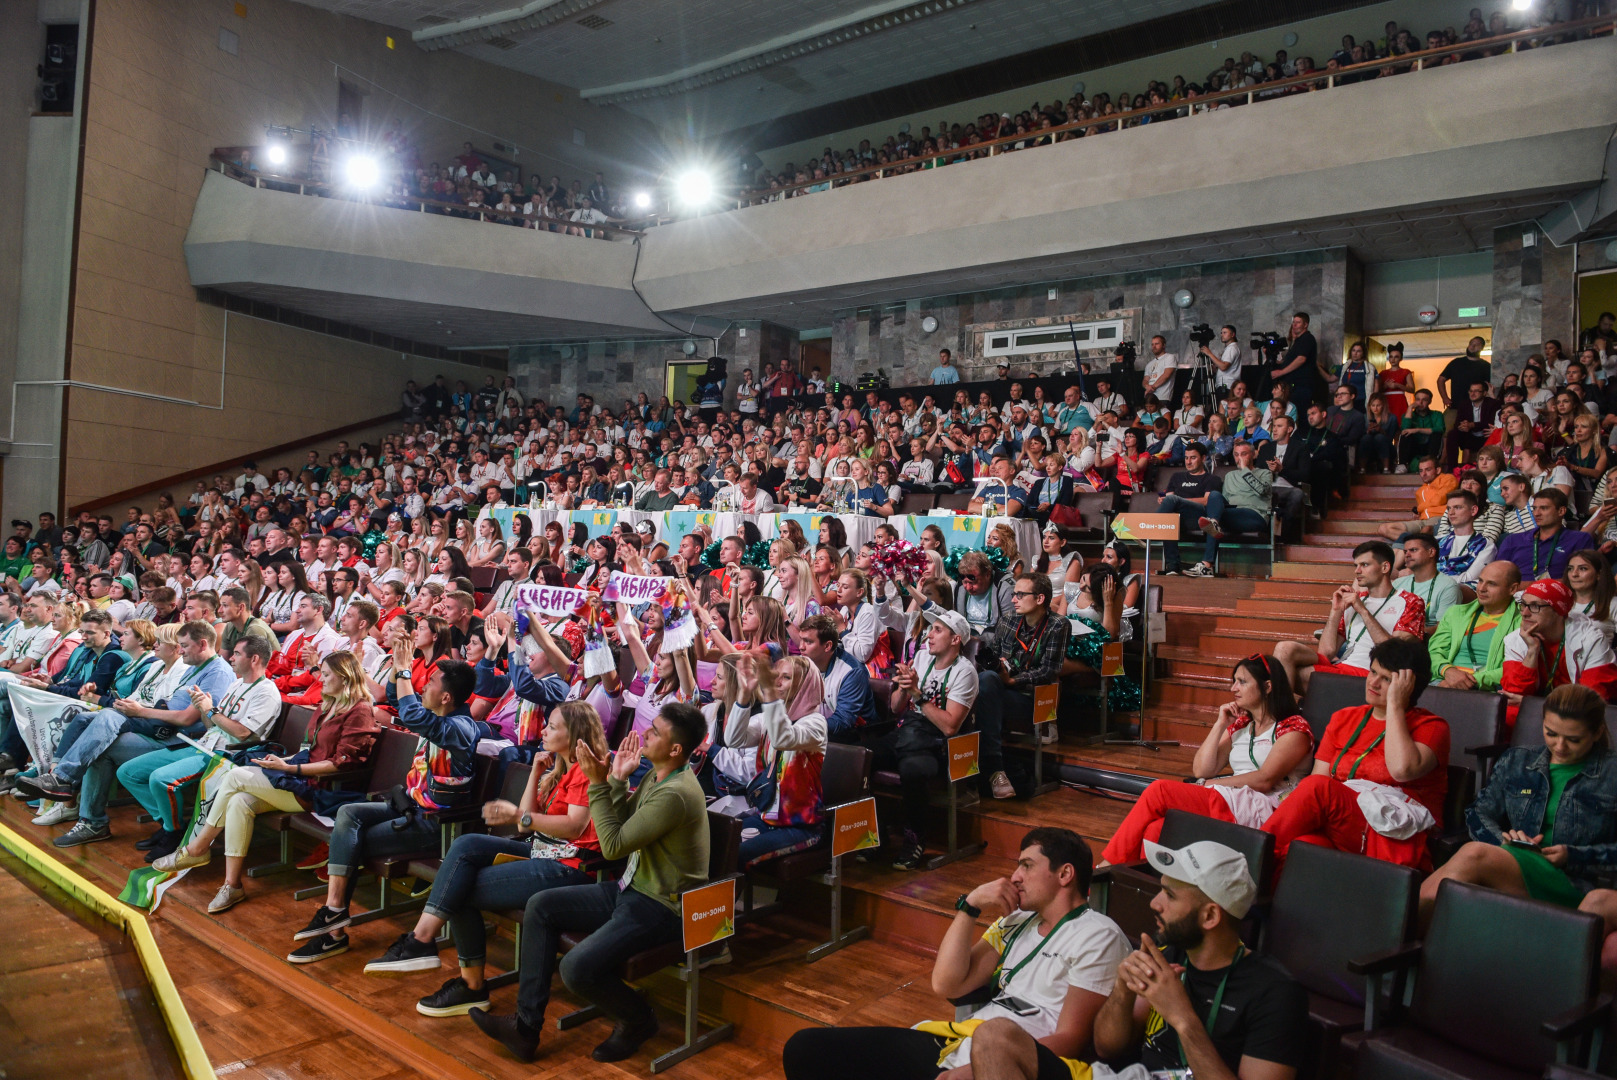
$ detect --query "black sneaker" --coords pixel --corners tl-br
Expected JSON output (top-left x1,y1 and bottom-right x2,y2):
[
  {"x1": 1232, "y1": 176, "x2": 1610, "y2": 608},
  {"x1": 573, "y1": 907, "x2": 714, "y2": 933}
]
[
  {"x1": 53, "y1": 821, "x2": 111, "y2": 847},
  {"x1": 287, "y1": 932, "x2": 349, "y2": 964},
  {"x1": 415, "y1": 976, "x2": 489, "y2": 1017},
  {"x1": 0, "y1": 751, "x2": 17, "y2": 773},
  {"x1": 1160, "y1": 566, "x2": 1180, "y2": 576},
  {"x1": 144, "y1": 829, "x2": 183, "y2": 863},
  {"x1": 469, "y1": 1008, "x2": 539, "y2": 1062},
  {"x1": 891, "y1": 831, "x2": 926, "y2": 871},
  {"x1": 293, "y1": 905, "x2": 351, "y2": 941},
  {"x1": 365, "y1": 931, "x2": 441, "y2": 975},
  {"x1": 133, "y1": 827, "x2": 169, "y2": 851}
]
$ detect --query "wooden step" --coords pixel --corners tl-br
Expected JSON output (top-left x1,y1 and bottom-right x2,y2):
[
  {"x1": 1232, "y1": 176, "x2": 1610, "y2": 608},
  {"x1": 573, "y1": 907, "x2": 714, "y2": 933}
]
[
  {"x1": 1197, "y1": 626, "x2": 1317, "y2": 653},
  {"x1": 1249, "y1": 578, "x2": 1342, "y2": 599},
  {"x1": 1272, "y1": 560, "x2": 1354, "y2": 581},
  {"x1": 1154, "y1": 674, "x2": 1237, "y2": 709},
  {"x1": 1213, "y1": 609, "x2": 1323, "y2": 634},
  {"x1": 1301, "y1": 533, "x2": 1366, "y2": 546},
  {"x1": 1329, "y1": 508, "x2": 1402, "y2": 522},
  {"x1": 1044, "y1": 738, "x2": 1199, "y2": 781},
  {"x1": 1279, "y1": 544, "x2": 1355, "y2": 563},
  {"x1": 1316, "y1": 519, "x2": 1386, "y2": 536},
  {"x1": 1232, "y1": 596, "x2": 1330, "y2": 618},
  {"x1": 1354, "y1": 474, "x2": 1424, "y2": 488}
]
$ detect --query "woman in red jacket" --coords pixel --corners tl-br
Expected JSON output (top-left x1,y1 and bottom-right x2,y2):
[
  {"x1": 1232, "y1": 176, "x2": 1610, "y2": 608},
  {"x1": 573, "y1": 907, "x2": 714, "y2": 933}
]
[{"x1": 1262, "y1": 637, "x2": 1449, "y2": 871}]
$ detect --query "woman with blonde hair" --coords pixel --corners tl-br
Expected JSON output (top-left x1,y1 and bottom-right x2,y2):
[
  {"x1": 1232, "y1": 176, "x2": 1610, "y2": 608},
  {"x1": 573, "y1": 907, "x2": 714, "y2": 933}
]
[
  {"x1": 360, "y1": 700, "x2": 608, "y2": 1008},
  {"x1": 465, "y1": 515, "x2": 506, "y2": 568},
  {"x1": 239, "y1": 558, "x2": 269, "y2": 615},
  {"x1": 153, "y1": 650, "x2": 380, "y2": 913},
  {"x1": 400, "y1": 548, "x2": 428, "y2": 595},
  {"x1": 777, "y1": 555, "x2": 820, "y2": 630},
  {"x1": 987, "y1": 522, "x2": 1024, "y2": 577},
  {"x1": 365, "y1": 542, "x2": 407, "y2": 603}
]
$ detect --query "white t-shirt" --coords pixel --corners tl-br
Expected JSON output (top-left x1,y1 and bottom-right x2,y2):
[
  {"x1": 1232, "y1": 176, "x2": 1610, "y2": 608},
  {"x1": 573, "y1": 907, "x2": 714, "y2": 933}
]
[
  {"x1": 196, "y1": 675, "x2": 282, "y2": 752},
  {"x1": 938, "y1": 906, "x2": 1131, "y2": 1069},
  {"x1": 1213, "y1": 340, "x2": 1243, "y2": 390},
  {"x1": 1143, "y1": 354, "x2": 1177, "y2": 397},
  {"x1": 1334, "y1": 589, "x2": 1426, "y2": 670},
  {"x1": 909, "y1": 647, "x2": 979, "y2": 715}
]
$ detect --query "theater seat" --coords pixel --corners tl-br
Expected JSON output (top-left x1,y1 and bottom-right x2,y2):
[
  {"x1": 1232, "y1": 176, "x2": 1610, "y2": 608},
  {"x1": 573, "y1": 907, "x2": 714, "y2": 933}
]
[
  {"x1": 1264, "y1": 842, "x2": 1420, "y2": 1078},
  {"x1": 1349, "y1": 880, "x2": 1609, "y2": 1080},
  {"x1": 1300, "y1": 672, "x2": 1368, "y2": 745},
  {"x1": 870, "y1": 722, "x2": 986, "y2": 870},
  {"x1": 1095, "y1": 809, "x2": 1275, "y2": 944}
]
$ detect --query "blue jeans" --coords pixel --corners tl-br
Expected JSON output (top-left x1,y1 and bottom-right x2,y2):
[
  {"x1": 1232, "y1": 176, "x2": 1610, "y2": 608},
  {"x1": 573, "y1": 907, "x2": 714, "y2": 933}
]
[
  {"x1": 972, "y1": 670, "x2": 1025, "y2": 777},
  {"x1": 422, "y1": 833, "x2": 590, "y2": 966},
  {"x1": 1157, "y1": 493, "x2": 1210, "y2": 570},
  {"x1": 1202, "y1": 492, "x2": 1270, "y2": 565},
  {"x1": 738, "y1": 810, "x2": 823, "y2": 868},
  {"x1": 326, "y1": 799, "x2": 440, "y2": 882},
  {"x1": 80, "y1": 732, "x2": 166, "y2": 827},
  {"x1": 518, "y1": 879, "x2": 682, "y2": 1029},
  {"x1": 54, "y1": 708, "x2": 132, "y2": 783}
]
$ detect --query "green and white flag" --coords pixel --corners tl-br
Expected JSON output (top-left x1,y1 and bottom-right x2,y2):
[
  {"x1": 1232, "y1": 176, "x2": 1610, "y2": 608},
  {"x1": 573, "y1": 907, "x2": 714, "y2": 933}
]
[{"x1": 119, "y1": 752, "x2": 233, "y2": 911}]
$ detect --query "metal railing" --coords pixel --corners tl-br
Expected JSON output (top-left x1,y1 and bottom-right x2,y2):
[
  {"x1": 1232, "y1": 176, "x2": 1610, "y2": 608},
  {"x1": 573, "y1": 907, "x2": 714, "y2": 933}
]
[
  {"x1": 206, "y1": 152, "x2": 648, "y2": 240},
  {"x1": 736, "y1": 13, "x2": 1617, "y2": 207}
]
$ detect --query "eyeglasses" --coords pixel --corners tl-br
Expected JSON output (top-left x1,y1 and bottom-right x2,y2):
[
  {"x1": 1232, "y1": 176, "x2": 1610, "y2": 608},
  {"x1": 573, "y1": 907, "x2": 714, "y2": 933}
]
[
  {"x1": 1012, "y1": 590, "x2": 1038, "y2": 599},
  {"x1": 1517, "y1": 600, "x2": 1554, "y2": 615},
  {"x1": 960, "y1": 572, "x2": 981, "y2": 582}
]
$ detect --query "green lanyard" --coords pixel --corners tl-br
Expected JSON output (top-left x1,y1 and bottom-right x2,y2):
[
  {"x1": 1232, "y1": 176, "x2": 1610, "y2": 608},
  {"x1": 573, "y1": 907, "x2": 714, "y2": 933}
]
[
  {"x1": 1178, "y1": 945, "x2": 1246, "y2": 1066},
  {"x1": 214, "y1": 676, "x2": 267, "y2": 725},
  {"x1": 919, "y1": 653, "x2": 955, "y2": 708},
  {"x1": 1458, "y1": 605, "x2": 1486, "y2": 668},
  {"x1": 1344, "y1": 593, "x2": 1394, "y2": 652},
  {"x1": 1531, "y1": 529, "x2": 1562, "y2": 579},
  {"x1": 996, "y1": 904, "x2": 1090, "y2": 991},
  {"x1": 1329, "y1": 707, "x2": 1385, "y2": 780}
]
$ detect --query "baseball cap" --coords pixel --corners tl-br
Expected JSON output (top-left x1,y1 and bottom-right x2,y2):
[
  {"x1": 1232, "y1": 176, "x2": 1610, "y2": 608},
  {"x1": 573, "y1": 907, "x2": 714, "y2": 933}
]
[
  {"x1": 1141, "y1": 839, "x2": 1256, "y2": 917},
  {"x1": 922, "y1": 606, "x2": 972, "y2": 641}
]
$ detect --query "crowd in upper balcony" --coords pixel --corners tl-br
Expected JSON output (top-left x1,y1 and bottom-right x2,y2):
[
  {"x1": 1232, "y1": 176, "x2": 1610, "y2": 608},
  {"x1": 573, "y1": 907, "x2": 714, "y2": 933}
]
[{"x1": 745, "y1": 4, "x2": 1607, "y2": 199}]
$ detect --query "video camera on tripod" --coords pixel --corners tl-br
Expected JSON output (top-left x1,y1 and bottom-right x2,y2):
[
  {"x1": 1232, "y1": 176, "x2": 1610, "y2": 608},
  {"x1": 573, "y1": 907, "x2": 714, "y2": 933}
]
[{"x1": 1250, "y1": 330, "x2": 1287, "y2": 363}]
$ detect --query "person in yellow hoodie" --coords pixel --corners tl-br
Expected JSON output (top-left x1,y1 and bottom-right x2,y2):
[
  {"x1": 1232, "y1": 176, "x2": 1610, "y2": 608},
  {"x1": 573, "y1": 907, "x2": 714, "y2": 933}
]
[{"x1": 1429, "y1": 560, "x2": 1522, "y2": 690}]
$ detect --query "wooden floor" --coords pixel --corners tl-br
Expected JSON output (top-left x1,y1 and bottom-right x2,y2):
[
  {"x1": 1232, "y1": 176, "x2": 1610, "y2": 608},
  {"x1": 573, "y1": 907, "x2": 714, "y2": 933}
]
[
  {"x1": 0, "y1": 848, "x2": 184, "y2": 1080},
  {"x1": 0, "y1": 773, "x2": 1165, "y2": 1080}
]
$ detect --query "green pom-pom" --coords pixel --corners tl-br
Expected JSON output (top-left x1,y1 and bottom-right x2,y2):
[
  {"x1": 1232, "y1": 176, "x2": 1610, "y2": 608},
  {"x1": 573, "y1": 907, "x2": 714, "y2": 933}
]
[
  {"x1": 984, "y1": 545, "x2": 1010, "y2": 576},
  {"x1": 743, "y1": 538, "x2": 773, "y2": 568},
  {"x1": 701, "y1": 541, "x2": 723, "y2": 569},
  {"x1": 570, "y1": 554, "x2": 591, "y2": 575},
  {"x1": 361, "y1": 529, "x2": 384, "y2": 560},
  {"x1": 943, "y1": 548, "x2": 966, "y2": 581}
]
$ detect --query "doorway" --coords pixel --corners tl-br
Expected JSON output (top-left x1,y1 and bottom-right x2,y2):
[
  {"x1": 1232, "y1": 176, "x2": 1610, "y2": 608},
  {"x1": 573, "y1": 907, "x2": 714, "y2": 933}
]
[{"x1": 1578, "y1": 268, "x2": 1617, "y2": 351}]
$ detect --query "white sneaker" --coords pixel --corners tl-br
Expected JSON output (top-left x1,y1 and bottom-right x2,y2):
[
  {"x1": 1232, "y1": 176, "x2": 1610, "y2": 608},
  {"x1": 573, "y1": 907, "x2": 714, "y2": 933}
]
[
  {"x1": 32, "y1": 801, "x2": 78, "y2": 826},
  {"x1": 1036, "y1": 722, "x2": 1059, "y2": 746},
  {"x1": 1183, "y1": 562, "x2": 1216, "y2": 578},
  {"x1": 989, "y1": 770, "x2": 1016, "y2": 800},
  {"x1": 1394, "y1": 464, "x2": 1408, "y2": 474}
]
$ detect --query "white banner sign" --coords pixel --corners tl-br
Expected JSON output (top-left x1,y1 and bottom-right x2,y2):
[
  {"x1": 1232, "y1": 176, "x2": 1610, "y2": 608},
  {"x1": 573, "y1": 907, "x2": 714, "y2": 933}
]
[
  {"x1": 600, "y1": 572, "x2": 668, "y2": 605},
  {"x1": 514, "y1": 582, "x2": 591, "y2": 619},
  {"x1": 10, "y1": 682, "x2": 100, "y2": 775}
]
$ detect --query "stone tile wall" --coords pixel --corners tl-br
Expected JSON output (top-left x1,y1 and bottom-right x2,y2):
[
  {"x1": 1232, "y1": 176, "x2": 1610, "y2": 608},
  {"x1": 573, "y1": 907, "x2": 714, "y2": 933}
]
[{"x1": 827, "y1": 249, "x2": 1354, "y2": 387}]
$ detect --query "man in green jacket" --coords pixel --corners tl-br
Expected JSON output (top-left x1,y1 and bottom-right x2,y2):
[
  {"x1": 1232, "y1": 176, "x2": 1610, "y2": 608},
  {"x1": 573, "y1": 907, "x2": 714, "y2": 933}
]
[
  {"x1": 1429, "y1": 560, "x2": 1521, "y2": 690},
  {"x1": 471, "y1": 702, "x2": 710, "y2": 1065}
]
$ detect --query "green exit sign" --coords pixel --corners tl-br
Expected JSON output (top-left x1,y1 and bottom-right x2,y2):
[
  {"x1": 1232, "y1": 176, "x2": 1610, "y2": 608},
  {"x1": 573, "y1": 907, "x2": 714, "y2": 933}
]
[{"x1": 1457, "y1": 306, "x2": 1486, "y2": 318}]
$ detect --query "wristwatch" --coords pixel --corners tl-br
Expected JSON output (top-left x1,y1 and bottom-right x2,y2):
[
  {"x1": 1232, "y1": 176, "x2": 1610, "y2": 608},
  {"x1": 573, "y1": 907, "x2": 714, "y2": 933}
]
[
  {"x1": 519, "y1": 812, "x2": 533, "y2": 832},
  {"x1": 955, "y1": 894, "x2": 981, "y2": 919}
]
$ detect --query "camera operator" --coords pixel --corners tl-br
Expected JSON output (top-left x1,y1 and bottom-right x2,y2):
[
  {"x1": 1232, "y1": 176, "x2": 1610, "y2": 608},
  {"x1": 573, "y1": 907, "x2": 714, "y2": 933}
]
[
  {"x1": 1269, "y1": 312, "x2": 1318, "y2": 409},
  {"x1": 1199, "y1": 324, "x2": 1242, "y2": 400},
  {"x1": 1110, "y1": 343, "x2": 1143, "y2": 407}
]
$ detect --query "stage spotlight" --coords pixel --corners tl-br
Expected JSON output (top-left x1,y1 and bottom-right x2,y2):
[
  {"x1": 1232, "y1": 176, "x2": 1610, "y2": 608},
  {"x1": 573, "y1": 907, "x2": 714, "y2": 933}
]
[
  {"x1": 344, "y1": 153, "x2": 381, "y2": 190},
  {"x1": 265, "y1": 142, "x2": 287, "y2": 166},
  {"x1": 674, "y1": 168, "x2": 713, "y2": 207},
  {"x1": 633, "y1": 190, "x2": 651, "y2": 210},
  {"x1": 1510, "y1": 0, "x2": 1531, "y2": 10}
]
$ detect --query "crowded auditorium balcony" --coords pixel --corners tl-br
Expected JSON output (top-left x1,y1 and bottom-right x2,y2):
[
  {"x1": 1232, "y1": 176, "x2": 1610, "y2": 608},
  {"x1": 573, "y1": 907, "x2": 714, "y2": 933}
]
[{"x1": 184, "y1": 25, "x2": 1617, "y2": 350}]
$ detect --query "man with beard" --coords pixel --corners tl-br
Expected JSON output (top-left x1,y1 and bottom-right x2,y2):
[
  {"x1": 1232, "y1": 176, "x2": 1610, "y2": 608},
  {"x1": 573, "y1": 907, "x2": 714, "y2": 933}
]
[{"x1": 1086, "y1": 840, "x2": 1308, "y2": 1080}]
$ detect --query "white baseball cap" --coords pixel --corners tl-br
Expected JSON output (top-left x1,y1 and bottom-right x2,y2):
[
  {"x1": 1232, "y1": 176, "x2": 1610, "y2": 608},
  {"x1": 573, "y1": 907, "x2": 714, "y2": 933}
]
[
  {"x1": 922, "y1": 606, "x2": 972, "y2": 641},
  {"x1": 1142, "y1": 839, "x2": 1256, "y2": 918}
]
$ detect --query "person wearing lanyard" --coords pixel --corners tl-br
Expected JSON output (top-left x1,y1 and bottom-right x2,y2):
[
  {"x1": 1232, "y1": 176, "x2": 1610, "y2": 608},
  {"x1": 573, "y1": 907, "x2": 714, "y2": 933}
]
[
  {"x1": 1501, "y1": 579, "x2": 1617, "y2": 717},
  {"x1": 1391, "y1": 533, "x2": 1461, "y2": 632},
  {"x1": 1089, "y1": 840, "x2": 1308, "y2": 1080},
  {"x1": 115, "y1": 635, "x2": 281, "y2": 863},
  {"x1": 1429, "y1": 560, "x2": 1522, "y2": 690},
  {"x1": 977, "y1": 572, "x2": 1071, "y2": 802},
  {"x1": 784, "y1": 827, "x2": 1132, "y2": 1080},
  {"x1": 1496, "y1": 489, "x2": 1595, "y2": 582},
  {"x1": 1263, "y1": 637, "x2": 1450, "y2": 871},
  {"x1": 1100, "y1": 655, "x2": 1313, "y2": 867},
  {"x1": 1272, "y1": 540, "x2": 1426, "y2": 695},
  {"x1": 870, "y1": 608, "x2": 980, "y2": 871}
]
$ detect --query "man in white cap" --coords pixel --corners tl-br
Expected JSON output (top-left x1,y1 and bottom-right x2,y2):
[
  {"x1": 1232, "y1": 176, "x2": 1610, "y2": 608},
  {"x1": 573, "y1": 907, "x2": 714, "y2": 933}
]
[{"x1": 1089, "y1": 840, "x2": 1308, "y2": 1080}]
